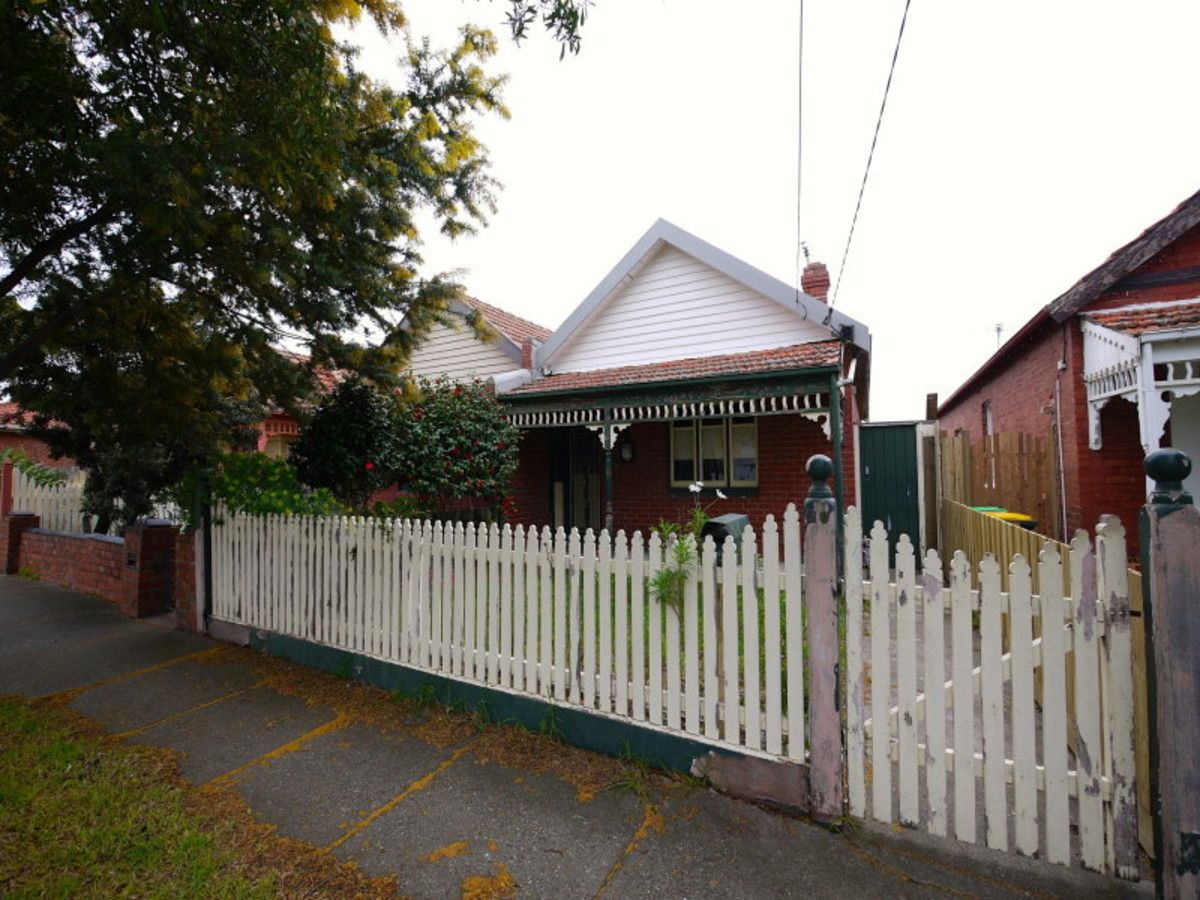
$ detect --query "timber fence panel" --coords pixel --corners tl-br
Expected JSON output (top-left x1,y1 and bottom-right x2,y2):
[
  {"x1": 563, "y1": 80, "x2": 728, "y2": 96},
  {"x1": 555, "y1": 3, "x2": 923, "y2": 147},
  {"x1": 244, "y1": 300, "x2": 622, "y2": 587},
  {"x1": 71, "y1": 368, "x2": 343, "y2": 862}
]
[
  {"x1": 647, "y1": 531, "x2": 663, "y2": 726},
  {"x1": 1039, "y1": 543, "x2": 1070, "y2": 866},
  {"x1": 844, "y1": 507, "x2": 866, "y2": 817},
  {"x1": 553, "y1": 527, "x2": 567, "y2": 701},
  {"x1": 921, "y1": 548, "x2": 947, "y2": 838},
  {"x1": 762, "y1": 515, "x2": 783, "y2": 755},
  {"x1": 615, "y1": 532, "x2": 631, "y2": 720},
  {"x1": 701, "y1": 535, "x2": 719, "y2": 741},
  {"x1": 582, "y1": 529, "x2": 597, "y2": 708},
  {"x1": 1009, "y1": 554, "x2": 1037, "y2": 856},
  {"x1": 630, "y1": 531, "x2": 646, "y2": 722},
  {"x1": 869, "y1": 520, "x2": 891, "y2": 823},
  {"x1": 721, "y1": 534, "x2": 740, "y2": 746},
  {"x1": 783, "y1": 504, "x2": 804, "y2": 762},
  {"x1": 979, "y1": 553, "x2": 1007, "y2": 852},
  {"x1": 599, "y1": 530, "x2": 614, "y2": 714},
  {"x1": 949, "y1": 550, "x2": 976, "y2": 844},
  {"x1": 896, "y1": 534, "x2": 918, "y2": 827},
  {"x1": 683, "y1": 536, "x2": 700, "y2": 736},
  {"x1": 1071, "y1": 530, "x2": 1105, "y2": 872},
  {"x1": 740, "y1": 524, "x2": 760, "y2": 751}
]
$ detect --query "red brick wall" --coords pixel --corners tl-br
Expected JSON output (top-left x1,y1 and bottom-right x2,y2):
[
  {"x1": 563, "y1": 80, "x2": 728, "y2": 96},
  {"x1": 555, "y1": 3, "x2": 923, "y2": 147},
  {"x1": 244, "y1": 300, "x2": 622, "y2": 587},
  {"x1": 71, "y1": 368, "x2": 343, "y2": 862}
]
[
  {"x1": 507, "y1": 404, "x2": 856, "y2": 536},
  {"x1": 17, "y1": 530, "x2": 130, "y2": 607},
  {"x1": 4, "y1": 517, "x2": 178, "y2": 617},
  {"x1": 0, "y1": 433, "x2": 73, "y2": 467},
  {"x1": 510, "y1": 428, "x2": 550, "y2": 525},
  {"x1": 938, "y1": 221, "x2": 1200, "y2": 558}
]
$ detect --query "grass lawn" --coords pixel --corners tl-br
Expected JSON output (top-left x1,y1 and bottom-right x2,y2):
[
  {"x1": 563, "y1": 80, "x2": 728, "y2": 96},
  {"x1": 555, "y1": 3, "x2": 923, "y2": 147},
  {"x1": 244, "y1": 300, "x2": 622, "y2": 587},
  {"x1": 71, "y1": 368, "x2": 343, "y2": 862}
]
[{"x1": 0, "y1": 697, "x2": 395, "y2": 899}]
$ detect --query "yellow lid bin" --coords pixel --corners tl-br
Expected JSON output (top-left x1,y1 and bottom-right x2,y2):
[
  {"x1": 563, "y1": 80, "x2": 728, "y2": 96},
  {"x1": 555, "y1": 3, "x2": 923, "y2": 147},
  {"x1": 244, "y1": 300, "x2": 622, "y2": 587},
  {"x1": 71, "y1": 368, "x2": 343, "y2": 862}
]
[{"x1": 985, "y1": 510, "x2": 1037, "y2": 530}]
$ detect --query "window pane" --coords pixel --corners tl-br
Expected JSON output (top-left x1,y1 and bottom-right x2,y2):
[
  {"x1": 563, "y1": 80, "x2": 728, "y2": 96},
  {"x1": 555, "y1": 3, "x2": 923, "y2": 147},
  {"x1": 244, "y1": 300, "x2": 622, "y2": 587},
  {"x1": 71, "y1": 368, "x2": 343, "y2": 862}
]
[
  {"x1": 672, "y1": 423, "x2": 695, "y2": 484},
  {"x1": 701, "y1": 422, "x2": 726, "y2": 483},
  {"x1": 731, "y1": 421, "x2": 758, "y2": 485}
]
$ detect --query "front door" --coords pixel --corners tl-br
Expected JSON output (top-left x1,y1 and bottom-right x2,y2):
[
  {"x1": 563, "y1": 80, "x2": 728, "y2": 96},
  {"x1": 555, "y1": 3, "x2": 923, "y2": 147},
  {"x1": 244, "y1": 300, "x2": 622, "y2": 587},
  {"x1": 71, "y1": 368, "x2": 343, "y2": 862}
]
[{"x1": 549, "y1": 428, "x2": 602, "y2": 532}]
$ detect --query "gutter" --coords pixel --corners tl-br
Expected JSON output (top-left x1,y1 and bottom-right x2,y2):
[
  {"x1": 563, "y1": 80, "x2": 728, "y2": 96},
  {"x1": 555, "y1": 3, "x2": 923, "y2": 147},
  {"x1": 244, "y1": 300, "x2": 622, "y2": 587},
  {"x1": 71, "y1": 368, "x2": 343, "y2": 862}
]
[{"x1": 500, "y1": 364, "x2": 841, "y2": 402}]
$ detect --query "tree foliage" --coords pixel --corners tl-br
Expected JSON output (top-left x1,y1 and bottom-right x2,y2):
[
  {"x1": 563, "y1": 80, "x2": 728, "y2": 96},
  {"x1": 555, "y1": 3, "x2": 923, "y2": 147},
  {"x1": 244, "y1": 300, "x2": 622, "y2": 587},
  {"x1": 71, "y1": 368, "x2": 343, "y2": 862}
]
[
  {"x1": 394, "y1": 377, "x2": 519, "y2": 516},
  {"x1": 291, "y1": 379, "x2": 401, "y2": 510},
  {"x1": 170, "y1": 452, "x2": 342, "y2": 528},
  {"x1": 0, "y1": 0, "x2": 589, "y2": 519}
]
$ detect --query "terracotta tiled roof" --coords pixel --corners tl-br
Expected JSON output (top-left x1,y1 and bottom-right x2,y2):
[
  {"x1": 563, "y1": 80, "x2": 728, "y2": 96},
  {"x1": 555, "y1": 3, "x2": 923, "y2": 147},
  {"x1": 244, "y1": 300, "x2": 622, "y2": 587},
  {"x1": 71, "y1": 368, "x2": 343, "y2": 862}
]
[
  {"x1": 1087, "y1": 301, "x2": 1200, "y2": 336},
  {"x1": 0, "y1": 402, "x2": 28, "y2": 429},
  {"x1": 464, "y1": 297, "x2": 552, "y2": 345},
  {"x1": 505, "y1": 341, "x2": 842, "y2": 396}
]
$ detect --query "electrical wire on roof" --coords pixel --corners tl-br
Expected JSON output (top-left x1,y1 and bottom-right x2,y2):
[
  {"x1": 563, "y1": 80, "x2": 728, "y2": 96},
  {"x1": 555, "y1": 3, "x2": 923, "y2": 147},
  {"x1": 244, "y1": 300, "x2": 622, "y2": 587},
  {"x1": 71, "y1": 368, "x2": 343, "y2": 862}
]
[
  {"x1": 794, "y1": 0, "x2": 806, "y2": 309},
  {"x1": 831, "y1": 0, "x2": 913, "y2": 307}
]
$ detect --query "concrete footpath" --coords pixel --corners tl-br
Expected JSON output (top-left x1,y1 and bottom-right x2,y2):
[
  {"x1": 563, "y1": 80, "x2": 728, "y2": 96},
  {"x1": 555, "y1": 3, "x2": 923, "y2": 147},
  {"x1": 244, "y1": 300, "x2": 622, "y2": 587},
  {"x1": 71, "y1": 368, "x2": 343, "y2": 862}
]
[{"x1": 0, "y1": 577, "x2": 1149, "y2": 899}]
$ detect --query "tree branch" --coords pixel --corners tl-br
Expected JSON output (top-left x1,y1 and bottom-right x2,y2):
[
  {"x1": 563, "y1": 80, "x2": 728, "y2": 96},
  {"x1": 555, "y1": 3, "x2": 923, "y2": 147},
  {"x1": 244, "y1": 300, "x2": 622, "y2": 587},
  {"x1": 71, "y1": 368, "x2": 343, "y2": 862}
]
[
  {"x1": 0, "y1": 299, "x2": 88, "y2": 382},
  {"x1": 0, "y1": 204, "x2": 115, "y2": 300}
]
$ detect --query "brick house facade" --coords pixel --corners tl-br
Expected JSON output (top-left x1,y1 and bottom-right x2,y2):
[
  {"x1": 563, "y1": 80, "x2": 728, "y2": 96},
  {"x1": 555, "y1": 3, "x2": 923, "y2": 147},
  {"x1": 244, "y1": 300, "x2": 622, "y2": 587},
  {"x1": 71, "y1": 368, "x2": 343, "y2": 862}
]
[
  {"x1": 939, "y1": 189, "x2": 1200, "y2": 556},
  {"x1": 497, "y1": 220, "x2": 870, "y2": 535}
]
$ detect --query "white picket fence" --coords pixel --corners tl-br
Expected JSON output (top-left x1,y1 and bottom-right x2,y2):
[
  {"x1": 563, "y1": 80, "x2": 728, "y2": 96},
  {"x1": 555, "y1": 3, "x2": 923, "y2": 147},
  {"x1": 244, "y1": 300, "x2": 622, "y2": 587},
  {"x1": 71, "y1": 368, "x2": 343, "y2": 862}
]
[
  {"x1": 11, "y1": 467, "x2": 87, "y2": 531},
  {"x1": 844, "y1": 506, "x2": 1138, "y2": 878},
  {"x1": 9, "y1": 468, "x2": 183, "y2": 531},
  {"x1": 211, "y1": 505, "x2": 811, "y2": 757}
]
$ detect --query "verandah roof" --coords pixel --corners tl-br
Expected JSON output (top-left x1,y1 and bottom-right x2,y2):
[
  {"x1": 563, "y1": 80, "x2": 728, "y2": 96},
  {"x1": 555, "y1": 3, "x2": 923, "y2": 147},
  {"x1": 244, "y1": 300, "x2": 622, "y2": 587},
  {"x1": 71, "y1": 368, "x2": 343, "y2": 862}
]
[{"x1": 499, "y1": 342, "x2": 840, "y2": 431}]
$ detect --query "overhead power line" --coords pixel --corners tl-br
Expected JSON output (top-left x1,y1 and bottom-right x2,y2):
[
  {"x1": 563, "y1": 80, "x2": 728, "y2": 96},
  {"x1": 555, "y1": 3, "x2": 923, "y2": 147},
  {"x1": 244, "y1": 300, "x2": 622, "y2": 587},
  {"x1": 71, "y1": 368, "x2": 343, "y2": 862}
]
[
  {"x1": 831, "y1": 0, "x2": 913, "y2": 306},
  {"x1": 794, "y1": 0, "x2": 805, "y2": 301}
]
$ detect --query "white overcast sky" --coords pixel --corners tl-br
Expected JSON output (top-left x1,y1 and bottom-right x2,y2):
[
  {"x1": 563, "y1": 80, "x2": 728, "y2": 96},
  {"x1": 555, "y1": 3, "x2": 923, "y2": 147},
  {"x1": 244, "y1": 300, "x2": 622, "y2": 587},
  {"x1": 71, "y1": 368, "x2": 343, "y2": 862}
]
[{"x1": 345, "y1": 1, "x2": 1200, "y2": 420}]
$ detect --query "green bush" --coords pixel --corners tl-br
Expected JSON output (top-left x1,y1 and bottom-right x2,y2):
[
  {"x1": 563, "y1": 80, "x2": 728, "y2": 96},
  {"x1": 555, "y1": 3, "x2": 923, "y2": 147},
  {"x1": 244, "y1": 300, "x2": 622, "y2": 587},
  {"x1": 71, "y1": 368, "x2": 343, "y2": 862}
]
[{"x1": 170, "y1": 453, "x2": 342, "y2": 527}]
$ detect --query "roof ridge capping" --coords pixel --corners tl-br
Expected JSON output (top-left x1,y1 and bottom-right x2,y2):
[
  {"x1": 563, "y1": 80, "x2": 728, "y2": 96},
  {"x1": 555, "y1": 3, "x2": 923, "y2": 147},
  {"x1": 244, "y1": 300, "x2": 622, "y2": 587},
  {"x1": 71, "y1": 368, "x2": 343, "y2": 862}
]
[
  {"x1": 1046, "y1": 186, "x2": 1200, "y2": 322},
  {"x1": 536, "y1": 218, "x2": 871, "y2": 367}
]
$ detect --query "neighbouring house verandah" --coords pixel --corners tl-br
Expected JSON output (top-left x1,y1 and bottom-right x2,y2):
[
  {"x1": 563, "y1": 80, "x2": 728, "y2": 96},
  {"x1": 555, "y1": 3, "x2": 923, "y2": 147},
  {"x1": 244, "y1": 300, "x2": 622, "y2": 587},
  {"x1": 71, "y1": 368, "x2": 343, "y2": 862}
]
[{"x1": 501, "y1": 344, "x2": 859, "y2": 536}]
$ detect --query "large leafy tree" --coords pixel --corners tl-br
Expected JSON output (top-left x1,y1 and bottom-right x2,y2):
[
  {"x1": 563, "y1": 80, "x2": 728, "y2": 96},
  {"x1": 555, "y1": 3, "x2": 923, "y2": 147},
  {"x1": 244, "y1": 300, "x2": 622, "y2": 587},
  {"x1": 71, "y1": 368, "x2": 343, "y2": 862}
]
[{"x1": 0, "y1": 0, "x2": 585, "y2": 523}]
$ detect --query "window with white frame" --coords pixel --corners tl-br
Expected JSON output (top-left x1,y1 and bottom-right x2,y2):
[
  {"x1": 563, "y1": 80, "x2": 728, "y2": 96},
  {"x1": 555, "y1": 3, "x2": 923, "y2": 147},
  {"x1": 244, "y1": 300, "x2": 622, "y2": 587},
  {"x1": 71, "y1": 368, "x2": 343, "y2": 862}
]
[{"x1": 670, "y1": 417, "x2": 758, "y2": 488}]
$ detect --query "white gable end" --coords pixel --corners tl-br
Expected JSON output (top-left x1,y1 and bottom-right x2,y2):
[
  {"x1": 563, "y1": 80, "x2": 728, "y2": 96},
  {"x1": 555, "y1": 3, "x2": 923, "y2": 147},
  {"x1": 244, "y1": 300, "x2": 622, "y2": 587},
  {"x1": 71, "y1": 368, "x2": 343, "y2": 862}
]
[
  {"x1": 406, "y1": 319, "x2": 517, "y2": 381},
  {"x1": 549, "y1": 244, "x2": 833, "y2": 374}
]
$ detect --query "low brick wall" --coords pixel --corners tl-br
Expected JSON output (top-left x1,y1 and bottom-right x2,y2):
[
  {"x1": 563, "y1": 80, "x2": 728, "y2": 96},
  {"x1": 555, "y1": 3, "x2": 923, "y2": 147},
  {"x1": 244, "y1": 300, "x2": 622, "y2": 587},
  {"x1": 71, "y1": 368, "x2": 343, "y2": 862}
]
[{"x1": 2, "y1": 513, "x2": 178, "y2": 618}]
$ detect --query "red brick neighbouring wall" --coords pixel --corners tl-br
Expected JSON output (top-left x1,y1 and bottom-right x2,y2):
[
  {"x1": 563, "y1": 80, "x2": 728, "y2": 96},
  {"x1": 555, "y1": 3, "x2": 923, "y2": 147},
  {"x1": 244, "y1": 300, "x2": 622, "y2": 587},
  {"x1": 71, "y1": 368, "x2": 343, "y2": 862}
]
[
  {"x1": 3, "y1": 516, "x2": 178, "y2": 617},
  {"x1": 939, "y1": 222, "x2": 1200, "y2": 558},
  {"x1": 0, "y1": 433, "x2": 74, "y2": 468}
]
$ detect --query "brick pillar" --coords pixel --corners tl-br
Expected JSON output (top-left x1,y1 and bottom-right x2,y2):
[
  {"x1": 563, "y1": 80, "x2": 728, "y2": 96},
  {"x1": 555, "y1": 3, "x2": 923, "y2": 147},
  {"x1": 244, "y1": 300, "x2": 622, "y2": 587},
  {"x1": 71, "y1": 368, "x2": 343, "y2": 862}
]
[
  {"x1": 1, "y1": 513, "x2": 40, "y2": 575},
  {"x1": 1, "y1": 460, "x2": 13, "y2": 517},
  {"x1": 174, "y1": 531, "x2": 198, "y2": 632},
  {"x1": 121, "y1": 521, "x2": 178, "y2": 617}
]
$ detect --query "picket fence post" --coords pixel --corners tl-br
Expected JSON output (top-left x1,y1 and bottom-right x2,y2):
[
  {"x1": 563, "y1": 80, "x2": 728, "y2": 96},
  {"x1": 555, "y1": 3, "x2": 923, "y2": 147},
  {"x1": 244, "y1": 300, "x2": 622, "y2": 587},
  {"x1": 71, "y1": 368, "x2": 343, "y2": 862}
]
[
  {"x1": 804, "y1": 454, "x2": 842, "y2": 822},
  {"x1": 1140, "y1": 448, "x2": 1200, "y2": 899}
]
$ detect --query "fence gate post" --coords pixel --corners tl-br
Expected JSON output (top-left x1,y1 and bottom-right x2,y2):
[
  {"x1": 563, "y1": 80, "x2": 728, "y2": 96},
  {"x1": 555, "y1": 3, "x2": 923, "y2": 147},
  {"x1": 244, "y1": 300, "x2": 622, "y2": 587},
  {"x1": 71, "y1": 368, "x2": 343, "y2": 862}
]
[
  {"x1": 1139, "y1": 448, "x2": 1200, "y2": 899},
  {"x1": 804, "y1": 454, "x2": 843, "y2": 821}
]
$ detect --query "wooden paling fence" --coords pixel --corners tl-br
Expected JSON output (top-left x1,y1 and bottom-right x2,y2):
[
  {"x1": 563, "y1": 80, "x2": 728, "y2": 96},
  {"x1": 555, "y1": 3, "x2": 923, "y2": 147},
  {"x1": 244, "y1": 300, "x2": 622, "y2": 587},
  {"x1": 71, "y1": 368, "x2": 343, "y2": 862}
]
[
  {"x1": 211, "y1": 505, "x2": 814, "y2": 758},
  {"x1": 844, "y1": 506, "x2": 1138, "y2": 877},
  {"x1": 940, "y1": 498, "x2": 1152, "y2": 856},
  {"x1": 939, "y1": 431, "x2": 1060, "y2": 538}
]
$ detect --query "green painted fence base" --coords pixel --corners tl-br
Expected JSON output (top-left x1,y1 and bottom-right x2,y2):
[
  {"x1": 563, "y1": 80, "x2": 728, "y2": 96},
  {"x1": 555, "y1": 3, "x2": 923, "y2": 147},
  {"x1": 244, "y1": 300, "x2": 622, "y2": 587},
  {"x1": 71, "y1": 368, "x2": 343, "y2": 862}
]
[{"x1": 242, "y1": 626, "x2": 741, "y2": 778}]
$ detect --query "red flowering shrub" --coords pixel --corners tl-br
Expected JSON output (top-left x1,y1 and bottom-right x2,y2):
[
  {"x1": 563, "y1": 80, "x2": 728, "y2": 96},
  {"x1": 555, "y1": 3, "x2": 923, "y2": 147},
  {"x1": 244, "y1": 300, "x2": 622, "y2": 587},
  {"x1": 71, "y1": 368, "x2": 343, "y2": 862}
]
[{"x1": 394, "y1": 377, "x2": 520, "y2": 519}]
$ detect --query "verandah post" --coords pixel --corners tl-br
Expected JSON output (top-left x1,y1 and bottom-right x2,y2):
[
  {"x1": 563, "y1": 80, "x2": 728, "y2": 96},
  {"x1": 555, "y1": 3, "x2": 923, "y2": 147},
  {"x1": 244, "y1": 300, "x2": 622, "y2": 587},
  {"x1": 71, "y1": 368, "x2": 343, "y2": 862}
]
[
  {"x1": 1139, "y1": 448, "x2": 1200, "y2": 898},
  {"x1": 804, "y1": 453, "x2": 843, "y2": 821}
]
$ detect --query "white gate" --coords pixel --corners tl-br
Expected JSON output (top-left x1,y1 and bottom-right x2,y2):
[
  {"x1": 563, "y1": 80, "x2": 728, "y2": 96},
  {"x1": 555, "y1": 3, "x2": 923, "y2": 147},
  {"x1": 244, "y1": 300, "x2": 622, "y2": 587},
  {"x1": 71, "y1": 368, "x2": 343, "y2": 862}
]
[{"x1": 842, "y1": 506, "x2": 1138, "y2": 878}]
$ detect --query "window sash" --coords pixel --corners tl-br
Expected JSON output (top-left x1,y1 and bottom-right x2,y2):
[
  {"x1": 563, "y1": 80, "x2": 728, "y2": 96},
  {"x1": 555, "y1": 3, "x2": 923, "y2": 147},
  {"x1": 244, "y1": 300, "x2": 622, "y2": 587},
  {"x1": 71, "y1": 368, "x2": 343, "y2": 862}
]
[{"x1": 668, "y1": 417, "x2": 758, "y2": 488}]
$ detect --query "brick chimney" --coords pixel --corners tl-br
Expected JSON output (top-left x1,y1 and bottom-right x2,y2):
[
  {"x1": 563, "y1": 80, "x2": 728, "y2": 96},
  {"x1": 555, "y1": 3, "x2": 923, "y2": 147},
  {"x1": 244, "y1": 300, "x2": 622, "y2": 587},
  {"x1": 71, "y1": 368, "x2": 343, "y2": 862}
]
[
  {"x1": 801, "y1": 261, "x2": 831, "y2": 303},
  {"x1": 521, "y1": 338, "x2": 534, "y2": 369}
]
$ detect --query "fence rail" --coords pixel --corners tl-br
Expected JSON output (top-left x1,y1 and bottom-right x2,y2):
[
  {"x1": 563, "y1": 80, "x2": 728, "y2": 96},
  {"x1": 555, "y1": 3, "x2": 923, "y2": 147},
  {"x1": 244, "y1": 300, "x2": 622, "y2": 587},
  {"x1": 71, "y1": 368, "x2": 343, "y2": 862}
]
[
  {"x1": 844, "y1": 506, "x2": 1138, "y2": 877},
  {"x1": 212, "y1": 505, "x2": 813, "y2": 757}
]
